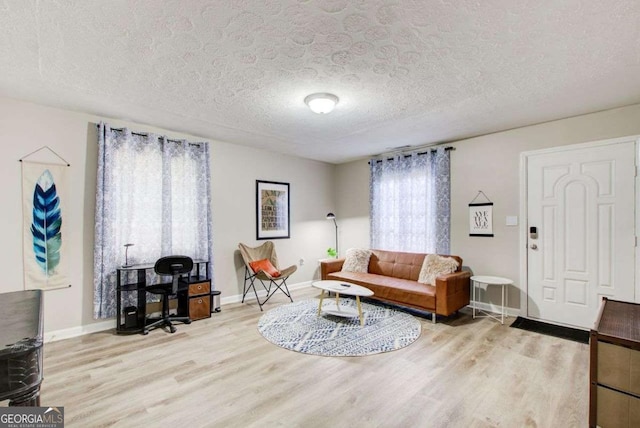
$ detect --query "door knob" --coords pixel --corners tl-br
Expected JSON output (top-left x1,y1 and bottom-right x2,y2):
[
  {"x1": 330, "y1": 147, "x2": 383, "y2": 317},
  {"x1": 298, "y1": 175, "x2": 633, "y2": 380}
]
[{"x1": 530, "y1": 244, "x2": 538, "y2": 250}]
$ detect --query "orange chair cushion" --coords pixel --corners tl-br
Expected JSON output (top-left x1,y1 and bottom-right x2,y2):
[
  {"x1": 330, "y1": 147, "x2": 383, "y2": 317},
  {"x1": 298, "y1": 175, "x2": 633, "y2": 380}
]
[{"x1": 249, "y1": 259, "x2": 281, "y2": 277}]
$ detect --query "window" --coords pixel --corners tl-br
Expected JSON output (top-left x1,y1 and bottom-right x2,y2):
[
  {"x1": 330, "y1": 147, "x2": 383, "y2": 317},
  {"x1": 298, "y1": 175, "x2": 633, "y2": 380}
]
[
  {"x1": 93, "y1": 124, "x2": 212, "y2": 319},
  {"x1": 370, "y1": 149, "x2": 450, "y2": 254}
]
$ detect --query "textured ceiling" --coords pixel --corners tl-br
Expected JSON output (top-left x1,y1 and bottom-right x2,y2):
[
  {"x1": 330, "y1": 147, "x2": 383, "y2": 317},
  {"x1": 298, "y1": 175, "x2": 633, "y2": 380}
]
[{"x1": 1, "y1": 1, "x2": 640, "y2": 164}]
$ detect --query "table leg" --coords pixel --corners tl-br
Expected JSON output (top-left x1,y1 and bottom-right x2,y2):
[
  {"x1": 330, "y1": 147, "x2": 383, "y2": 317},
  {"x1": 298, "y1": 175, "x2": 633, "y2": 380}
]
[
  {"x1": 505, "y1": 285, "x2": 509, "y2": 321},
  {"x1": 472, "y1": 280, "x2": 476, "y2": 319},
  {"x1": 335, "y1": 292, "x2": 340, "y2": 310},
  {"x1": 356, "y1": 296, "x2": 364, "y2": 326},
  {"x1": 317, "y1": 290, "x2": 324, "y2": 316},
  {"x1": 501, "y1": 283, "x2": 505, "y2": 325}
]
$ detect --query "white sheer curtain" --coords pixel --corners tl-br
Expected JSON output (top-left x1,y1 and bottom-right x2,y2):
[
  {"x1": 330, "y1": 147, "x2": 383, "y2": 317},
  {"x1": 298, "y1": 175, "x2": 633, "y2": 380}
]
[
  {"x1": 370, "y1": 148, "x2": 450, "y2": 254},
  {"x1": 93, "y1": 123, "x2": 213, "y2": 319}
]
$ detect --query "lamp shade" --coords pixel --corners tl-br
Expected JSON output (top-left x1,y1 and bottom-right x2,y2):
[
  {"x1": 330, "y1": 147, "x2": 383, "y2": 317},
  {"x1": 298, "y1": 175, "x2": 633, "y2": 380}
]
[
  {"x1": 326, "y1": 212, "x2": 336, "y2": 219},
  {"x1": 305, "y1": 93, "x2": 339, "y2": 114}
]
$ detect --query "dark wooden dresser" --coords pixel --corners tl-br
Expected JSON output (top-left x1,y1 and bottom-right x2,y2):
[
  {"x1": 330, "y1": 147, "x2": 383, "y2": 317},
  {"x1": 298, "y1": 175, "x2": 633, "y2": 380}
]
[{"x1": 589, "y1": 297, "x2": 640, "y2": 427}]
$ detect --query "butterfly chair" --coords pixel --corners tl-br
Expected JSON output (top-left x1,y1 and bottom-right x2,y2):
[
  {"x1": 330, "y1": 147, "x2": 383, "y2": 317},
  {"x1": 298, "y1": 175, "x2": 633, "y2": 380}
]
[
  {"x1": 238, "y1": 241, "x2": 296, "y2": 311},
  {"x1": 144, "y1": 255, "x2": 193, "y2": 334}
]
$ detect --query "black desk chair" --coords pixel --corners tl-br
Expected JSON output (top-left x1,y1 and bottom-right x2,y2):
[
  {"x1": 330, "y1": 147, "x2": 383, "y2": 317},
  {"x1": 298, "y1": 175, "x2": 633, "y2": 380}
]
[{"x1": 144, "y1": 256, "x2": 193, "y2": 334}]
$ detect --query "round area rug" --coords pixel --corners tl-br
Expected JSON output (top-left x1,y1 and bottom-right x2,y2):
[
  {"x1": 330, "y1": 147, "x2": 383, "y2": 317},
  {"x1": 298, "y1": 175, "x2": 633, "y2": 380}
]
[{"x1": 257, "y1": 298, "x2": 421, "y2": 357}]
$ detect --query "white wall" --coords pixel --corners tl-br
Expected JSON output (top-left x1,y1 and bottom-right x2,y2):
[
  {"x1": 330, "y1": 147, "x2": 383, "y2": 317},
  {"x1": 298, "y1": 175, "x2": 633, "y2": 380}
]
[
  {"x1": 0, "y1": 98, "x2": 94, "y2": 336},
  {"x1": 210, "y1": 140, "x2": 336, "y2": 296},
  {"x1": 4, "y1": 94, "x2": 639, "y2": 335},
  {"x1": 336, "y1": 103, "x2": 640, "y2": 312},
  {"x1": 334, "y1": 159, "x2": 370, "y2": 253},
  {"x1": 0, "y1": 96, "x2": 336, "y2": 337}
]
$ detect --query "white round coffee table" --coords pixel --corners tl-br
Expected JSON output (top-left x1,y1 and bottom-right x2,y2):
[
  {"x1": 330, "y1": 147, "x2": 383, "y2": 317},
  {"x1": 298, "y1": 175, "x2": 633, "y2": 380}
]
[
  {"x1": 470, "y1": 275, "x2": 513, "y2": 325},
  {"x1": 311, "y1": 280, "x2": 374, "y2": 326}
]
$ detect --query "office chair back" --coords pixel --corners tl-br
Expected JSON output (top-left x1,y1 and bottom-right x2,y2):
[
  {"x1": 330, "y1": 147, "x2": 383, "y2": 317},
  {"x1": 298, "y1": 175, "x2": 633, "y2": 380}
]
[{"x1": 154, "y1": 256, "x2": 194, "y2": 294}]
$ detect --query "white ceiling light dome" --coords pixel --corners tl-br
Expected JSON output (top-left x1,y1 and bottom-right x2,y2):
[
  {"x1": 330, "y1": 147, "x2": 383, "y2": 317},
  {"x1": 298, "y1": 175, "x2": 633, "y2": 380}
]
[{"x1": 304, "y1": 93, "x2": 339, "y2": 114}]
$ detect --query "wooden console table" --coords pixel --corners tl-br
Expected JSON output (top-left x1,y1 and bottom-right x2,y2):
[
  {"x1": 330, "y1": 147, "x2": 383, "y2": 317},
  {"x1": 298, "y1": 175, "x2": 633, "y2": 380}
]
[{"x1": 589, "y1": 297, "x2": 640, "y2": 427}]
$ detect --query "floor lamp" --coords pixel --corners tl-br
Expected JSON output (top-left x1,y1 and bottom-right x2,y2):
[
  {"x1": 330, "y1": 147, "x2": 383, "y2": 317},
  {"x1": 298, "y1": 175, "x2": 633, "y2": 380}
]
[{"x1": 326, "y1": 213, "x2": 338, "y2": 257}]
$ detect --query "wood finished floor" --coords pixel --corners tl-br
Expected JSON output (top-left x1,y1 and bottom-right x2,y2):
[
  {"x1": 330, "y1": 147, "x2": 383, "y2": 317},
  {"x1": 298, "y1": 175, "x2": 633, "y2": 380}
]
[{"x1": 37, "y1": 287, "x2": 588, "y2": 427}]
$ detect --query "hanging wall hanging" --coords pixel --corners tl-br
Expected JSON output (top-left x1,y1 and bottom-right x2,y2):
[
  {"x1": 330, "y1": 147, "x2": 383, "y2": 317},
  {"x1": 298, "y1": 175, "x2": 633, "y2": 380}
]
[
  {"x1": 469, "y1": 190, "x2": 493, "y2": 237},
  {"x1": 19, "y1": 146, "x2": 71, "y2": 290}
]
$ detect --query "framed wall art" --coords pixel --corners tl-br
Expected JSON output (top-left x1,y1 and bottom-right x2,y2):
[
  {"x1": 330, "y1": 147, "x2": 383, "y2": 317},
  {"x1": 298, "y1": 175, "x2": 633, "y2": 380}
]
[
  {"x1": 469, "y1": 203, "x2": 493, "y2": 236},
  {"x1": 469, "y1": 191, "x2": 493, "y2": 237},
  {"x1": 256, "y1": 180, "x2": 290, "y2": 240}
]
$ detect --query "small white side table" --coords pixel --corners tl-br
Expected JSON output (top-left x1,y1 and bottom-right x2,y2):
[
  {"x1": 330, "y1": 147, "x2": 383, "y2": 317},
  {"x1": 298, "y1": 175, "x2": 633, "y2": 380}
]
[{"x1": 470, "y1": 275, "x2": 513, "y2": 325}]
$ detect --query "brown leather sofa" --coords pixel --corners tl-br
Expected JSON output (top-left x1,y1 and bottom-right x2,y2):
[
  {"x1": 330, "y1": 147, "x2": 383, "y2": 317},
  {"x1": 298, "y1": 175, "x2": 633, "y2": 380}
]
[{"x1": 320, "y1": 249, "x2": 471, "y2": 323}]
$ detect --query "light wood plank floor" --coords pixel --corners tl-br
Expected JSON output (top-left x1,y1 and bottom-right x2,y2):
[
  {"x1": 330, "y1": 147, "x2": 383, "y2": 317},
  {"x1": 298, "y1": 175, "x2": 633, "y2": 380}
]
[{"x1": 37, "y1": 287, "x2": 588, "y2": 427}]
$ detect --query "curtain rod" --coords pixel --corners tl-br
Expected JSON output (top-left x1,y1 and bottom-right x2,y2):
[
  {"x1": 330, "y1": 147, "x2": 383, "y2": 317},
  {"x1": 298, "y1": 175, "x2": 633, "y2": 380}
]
[
  {"x1": 369, "y1": 146, "x2": 454, "y2": 164},
  {"x1": 96, "y1": 124, "x2": 201, "y2": 146}
]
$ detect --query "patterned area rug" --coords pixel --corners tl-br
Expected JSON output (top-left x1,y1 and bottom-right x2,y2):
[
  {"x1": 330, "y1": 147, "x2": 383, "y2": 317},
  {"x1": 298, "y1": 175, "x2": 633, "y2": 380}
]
[{"x1": 257, "y1": 298, "x2": 421, "y2": 357}]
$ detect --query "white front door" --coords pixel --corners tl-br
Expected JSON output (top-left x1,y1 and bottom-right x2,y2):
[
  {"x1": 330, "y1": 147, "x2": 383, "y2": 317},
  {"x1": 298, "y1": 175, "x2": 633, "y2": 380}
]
[{"x1": 526, "y1": 138, "x2": 637, "y2": 329}]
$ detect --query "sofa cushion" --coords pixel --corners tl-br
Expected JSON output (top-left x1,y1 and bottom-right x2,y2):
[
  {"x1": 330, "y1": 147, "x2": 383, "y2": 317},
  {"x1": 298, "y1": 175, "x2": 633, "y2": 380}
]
[
  {"x1": 418, "y1": 254, "x2": 459, "y2": 285},
  {"x1": 341, "y1": 248, "x2": 371, "y2": 273},
  {"x1": 327, "y1": 271, "x2": 436, "y2": 311},
  {"x1": 368, "y1": 249, "x2": 425, "y2": 280}
]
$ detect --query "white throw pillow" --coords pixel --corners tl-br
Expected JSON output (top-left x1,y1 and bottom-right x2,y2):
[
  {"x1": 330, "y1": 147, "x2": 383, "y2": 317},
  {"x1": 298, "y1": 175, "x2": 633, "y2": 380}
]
[
  {"x1": 341, "y1": 248, "x2": 371, "y2": 273},
  {"x1": 418, "y1": 254, "x2": 459, "y2": 285}
]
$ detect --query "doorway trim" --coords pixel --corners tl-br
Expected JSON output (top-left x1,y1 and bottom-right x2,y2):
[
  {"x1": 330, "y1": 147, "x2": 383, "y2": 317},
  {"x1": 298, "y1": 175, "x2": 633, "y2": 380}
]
[{"x1": 519, "y1": 135, "x2": 640, "y2": 327}]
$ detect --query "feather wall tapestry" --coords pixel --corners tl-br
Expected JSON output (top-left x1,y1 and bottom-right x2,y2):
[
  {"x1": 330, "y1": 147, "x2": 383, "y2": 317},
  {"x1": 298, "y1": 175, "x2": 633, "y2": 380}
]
[
  {"x1": 31, "y1": 169, "x2": 62, "y2": 275},
  {"x1": 22, "y1": 162, "x2": 69, "y2": 290}
]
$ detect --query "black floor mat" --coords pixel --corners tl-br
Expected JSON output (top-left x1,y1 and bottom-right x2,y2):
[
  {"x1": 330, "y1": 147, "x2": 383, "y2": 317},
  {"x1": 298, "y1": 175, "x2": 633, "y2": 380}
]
[{"x1": 510, "y1": 316, "x2": 589, "y2": 344}]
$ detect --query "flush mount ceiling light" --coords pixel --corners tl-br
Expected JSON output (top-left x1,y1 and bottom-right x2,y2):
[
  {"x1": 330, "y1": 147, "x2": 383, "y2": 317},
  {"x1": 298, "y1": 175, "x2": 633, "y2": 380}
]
[{"x1": 304, "y1": 93, "x2": 339, "y2": 114}]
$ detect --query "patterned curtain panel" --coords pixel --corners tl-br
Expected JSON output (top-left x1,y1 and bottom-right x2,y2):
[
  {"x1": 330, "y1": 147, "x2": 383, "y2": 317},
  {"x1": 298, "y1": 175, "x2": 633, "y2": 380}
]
[
  {"x1": 93, "y1": 123, "x2": 213, "y2": 319},
  {"x1": 370, "y1": 148, "x2": 450, "y2": 254}
]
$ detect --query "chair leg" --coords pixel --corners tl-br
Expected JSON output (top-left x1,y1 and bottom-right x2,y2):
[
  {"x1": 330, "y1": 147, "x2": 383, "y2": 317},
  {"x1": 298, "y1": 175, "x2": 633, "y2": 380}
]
[
  {"x1": 257, "y1": 278, "x2": 293, "y2": 307},
  {"x1": 280, "y1": 278, "x2": 293, "y2": 302},
  {"x1": 144, "y1": 293, "x2": 190, "y2": 334},
  {"x1": 242, "y1": 269, "x2": 264, "y2": 311},
  {"x1": 242, "y1": 269, "x2": 294, "y2": 311},
  {"x1": 252, "y1": 277, "x2": 264, "y2": 311},
  {"x1": 271, "y1": 278, "x2": 293, "y2": 302},
  {"x1": 241, "y1": 269, "x2": 251, "y2": 303},
  {"x1": 259, "y1": 279, "x2": 276, "y2": 306}
]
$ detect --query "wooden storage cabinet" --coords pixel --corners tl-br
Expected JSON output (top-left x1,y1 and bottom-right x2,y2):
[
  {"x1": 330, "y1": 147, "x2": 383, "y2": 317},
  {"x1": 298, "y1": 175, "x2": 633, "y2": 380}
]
[
  {"x1": 187, "y1": 280, "x2": 211, "y2": 321},
  {"x1": 590, "y1": 298, "x2": 640, "y2": 427},
  {"x1": 596, "y1": 386, "x2": 640, "y2": 427},
  {"x1": 598, "y1": 342, "x2": 640, "y2": 395}
]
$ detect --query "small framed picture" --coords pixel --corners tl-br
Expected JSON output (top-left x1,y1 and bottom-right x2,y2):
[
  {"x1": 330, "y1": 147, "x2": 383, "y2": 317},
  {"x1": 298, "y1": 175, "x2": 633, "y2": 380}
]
[
  {"x1": 469, "y1": 203, "x2": 493, "y2": 237},
  {"x1": 256, "y1": 180, "x2": 290, "y2": 240}
]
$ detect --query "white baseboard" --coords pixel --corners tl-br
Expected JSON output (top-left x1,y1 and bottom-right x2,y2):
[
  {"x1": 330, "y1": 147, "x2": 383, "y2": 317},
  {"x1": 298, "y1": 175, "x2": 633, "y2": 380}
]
[
  {"x1": 45, "y1": 320, "x2": 114, "y2": 343},
  {"x1": 220, "y1": 280, "x2": 311, "y2": 305},
  {"x1": 44, "y1": 281, "x2": 313, "y2": 343},
  {"x1": 470, "y1": 300, "x2": 521, "y2": 319}
]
